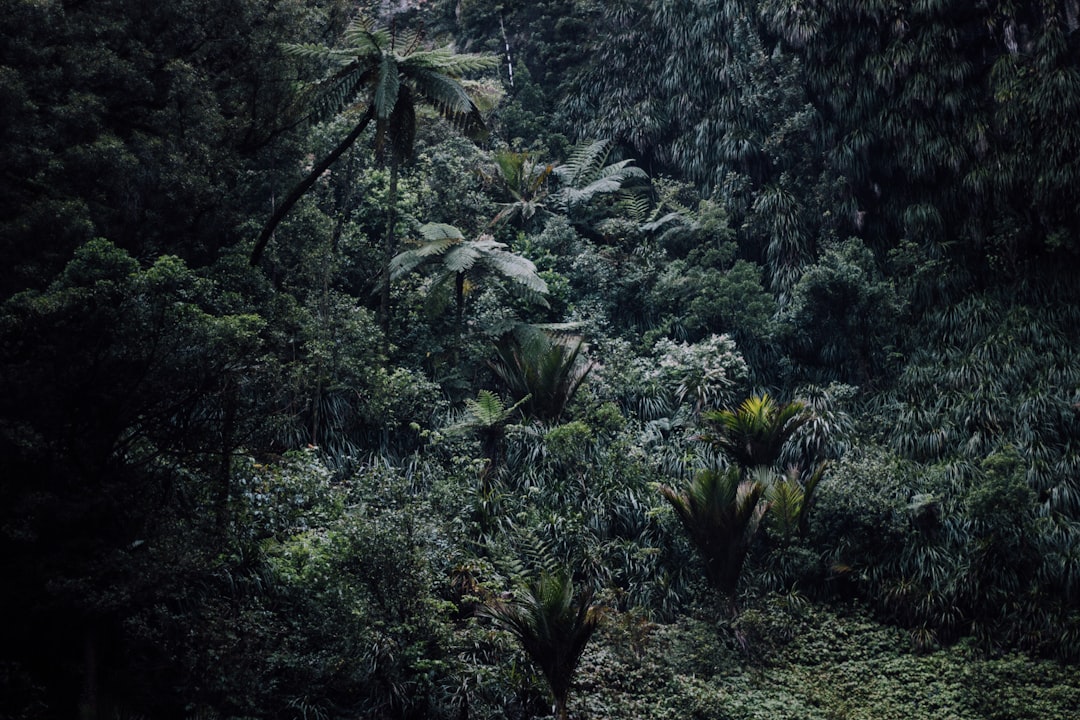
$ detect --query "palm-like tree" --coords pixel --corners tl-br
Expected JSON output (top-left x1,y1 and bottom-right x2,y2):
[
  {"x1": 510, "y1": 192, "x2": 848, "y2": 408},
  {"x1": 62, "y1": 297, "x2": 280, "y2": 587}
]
[
  {"x1": 487, "y1": 139, "x2": 646, "y2": 233},
  {"x1": 702, "y1": 393, "x2": 810, "y2": 471},
  {"x1": 250, "y1": 15, "x2": 498, "y2": 326},
  {"x1": 660, "y1": 468, "x2": 767, "y2": 612},
  {"x1": 480, "y1": 571, "x2": 601, "y2": 720},
  {"x1": 490, "y1": 327, "x2": 595, "y2": 422},
  {"x1": 489, "y1": 149, "x2": 555, "y2": 229},
  {"x1": 390, "y1": 222, "x2": 548, "y2": 333},
  {"x1": 763, "y1": 462, "x2": 829, "y2": 542}
]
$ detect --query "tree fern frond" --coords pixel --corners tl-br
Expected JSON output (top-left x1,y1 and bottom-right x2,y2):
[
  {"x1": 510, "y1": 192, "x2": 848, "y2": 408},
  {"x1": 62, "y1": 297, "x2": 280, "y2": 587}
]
[
  {"x1": 388, "y1": 249, "x2": 426, "y2": 280},
  {"x1": 407, "y1": 69, "x2": 485, "y2": 135},
  {"x1": 442, "y1": 244, "x2": 483, "y2": 273},
  {"x1": 281, "y1": 42, "x2": 357, "y2": 65},
  {"x1": 419, "y1": 222, "x2": 465, "y2": 242},
  {"x1": 373, "y1": 54, "x2": 400, "y2": 120},
  {"x1": 404, "y1": 47, "x2": 501, "y2": 75},
  {"x1": 300, "y1": 65, "x2": 375, "y2": 123},
  {"x1": 342, "y1": 20, "x2": 390, "y2": 53},
  {"x1": 467, "y1": 389, "x2": 511, "y2": 427},
  {"x1": 482, "y1": 251, "x2": 549, "y2": 294},
  {"x1": 555, "y1": 139, "x2": 612, "y2": 186},
  {"x1": 641, "y1": 210, "x2": 688, "y2": 233},
  {"x1": 597, "y1": 159, "x2": 648, "y2": 181}
]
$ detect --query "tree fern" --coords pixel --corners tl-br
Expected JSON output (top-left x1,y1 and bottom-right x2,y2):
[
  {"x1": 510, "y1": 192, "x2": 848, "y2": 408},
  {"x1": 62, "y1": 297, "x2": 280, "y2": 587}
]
[
  {"x1": 390, "y1": 223, "x2": 548, "y2": 336},
  {"x1": 251, "y1": 15, "x2": 498, "y2": 265}
]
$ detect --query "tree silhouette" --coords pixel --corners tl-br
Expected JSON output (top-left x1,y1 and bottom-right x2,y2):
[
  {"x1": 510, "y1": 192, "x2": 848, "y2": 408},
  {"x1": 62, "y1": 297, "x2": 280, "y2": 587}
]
[
  {"x1": 250, "y1": 15, "x2": 497, "y2": 331},
  {"x1": 481, "y1": 571, "x2": 600, "y2": 720}
]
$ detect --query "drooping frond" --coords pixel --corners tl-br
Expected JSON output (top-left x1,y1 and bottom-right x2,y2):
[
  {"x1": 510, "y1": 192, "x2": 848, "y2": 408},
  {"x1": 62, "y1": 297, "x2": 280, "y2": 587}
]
[
  {"x1": 296, "y1": 62, "x2": 377, "y2": 124},
  {"x1": 479, "y1": 247, "x2": 548, "y2": 294},
  {"x1": 550, "y1": 139, "x2": 648, "y2": 213},
  {"x1": 493, "y1": 200, "x2": 547, "y2": 227},
  {"x1": 553, "y1": 164, "x2": 648, "y2": 210},
  {"x1": 373, "y1": 54, "x2": 400, "y2": 120},
  {"x1": 405, "y1": 67, "x2": 487, "y2": 136}
]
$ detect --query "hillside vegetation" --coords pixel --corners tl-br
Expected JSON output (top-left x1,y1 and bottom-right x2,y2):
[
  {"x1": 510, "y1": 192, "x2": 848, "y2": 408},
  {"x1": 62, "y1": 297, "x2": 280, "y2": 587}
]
[{"x1": 2, "y1": 1, "x2": 1079, "y2": 718}]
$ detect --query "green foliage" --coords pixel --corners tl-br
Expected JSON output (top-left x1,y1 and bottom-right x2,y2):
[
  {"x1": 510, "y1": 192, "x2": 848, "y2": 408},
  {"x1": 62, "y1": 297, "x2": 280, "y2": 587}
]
[
  {"x1": 648, "y1": 259, "x2": 776, "y2": 345},
  {"x1": 251, "y1": 11, "x2": 499, "y2": 264},
  {"x1": 575, "y1": 603, "x2": 1080, "y2": 720},
  {"x1": 779, "y1": 238, "x2": 904, "y2": 387},
  {"x1": 660, "y1": 467, "x2": 768, "y2": 606},
  {"x1": 490, "y1": 326, "x2": 596, "y2": 422},
  {"x1": 0, "y1": 0, "x2": 324, "y2": 292},
  {"x1": 391, "y1": 222, "x2": 549, "y2": 325},
  {"x1": 764, "y1": 463, "x2": 828, "y2": 543},
  {"x1": 703, "y1": 394, "x2": 812, "y2": 472},
  {"x1": 489, "y1": 148, "x2": 556, "y2": 228},
  {"x1": 247, "y1": 451, "x2": 463, "y2": 719},
  {"x1": 650, "y1": 334, "x2": 751, "y2": 417},
  {"x1": 549, "y1": 138, "x2": 648, "y2": 217},
  {"x1": 771, "y1": 0, "x2": 1080, "y2": 271},
  {"x1": 9, "y1": 1, "x2": 1080, "y2": 716},
  {"x1": 480, "y1": 570, "x2": 602, "y2": 720},
  {"x1": 444, "y1": 389, "x2": 530, "y2": 468}
]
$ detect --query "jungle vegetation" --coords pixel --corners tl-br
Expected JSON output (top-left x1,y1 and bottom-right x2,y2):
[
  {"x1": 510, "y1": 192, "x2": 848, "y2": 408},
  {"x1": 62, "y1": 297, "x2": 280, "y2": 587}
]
[{"x1": 2, "y1": 0, "x2": 1080, "y2": 718}]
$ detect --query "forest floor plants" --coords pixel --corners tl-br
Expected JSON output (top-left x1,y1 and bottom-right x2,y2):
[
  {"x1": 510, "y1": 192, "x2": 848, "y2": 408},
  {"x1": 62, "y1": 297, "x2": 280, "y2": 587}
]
[{"x1": 572, "y1": 599, "x2": 1080, "y2": 720}]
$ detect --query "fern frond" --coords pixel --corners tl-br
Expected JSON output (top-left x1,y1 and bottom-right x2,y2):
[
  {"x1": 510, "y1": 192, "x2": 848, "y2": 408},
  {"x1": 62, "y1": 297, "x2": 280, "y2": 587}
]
[
  {"x1": 408, "y1": 69, "x2": 485, "y2": 135},
  {"x1": 419, "y1": 222, "x2": 465, "y2": 242},
  {"x1": 467, "y1": 389, "x2": 510, "y2": 427},
  {"x1": 404, "y1": 47, "x2": 501, "y2": 76},
  {"x1": 281, "y1": 42, "x2": 357, "y2": 65},
  {"x1": 442, "y1": 244, "x2": 483, "y2": 273},
  {"x1": 555, "y1": 139, "x2": 612, "y2": 186},
  {"x1": 341, "y1": 18, "x2": 390, "y2": 53},
  {"x1": 482, "y1": 251, "x2": 549, "y2": 294},
  {"x1": 373, "y1": 54, "x2": 400, "y2": 120}
]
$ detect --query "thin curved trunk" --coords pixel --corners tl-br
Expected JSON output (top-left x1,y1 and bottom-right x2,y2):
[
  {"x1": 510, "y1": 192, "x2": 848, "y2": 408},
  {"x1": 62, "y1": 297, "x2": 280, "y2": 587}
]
[{"x1": 250, "y1": 107, "x2": 375, "y2": 266}]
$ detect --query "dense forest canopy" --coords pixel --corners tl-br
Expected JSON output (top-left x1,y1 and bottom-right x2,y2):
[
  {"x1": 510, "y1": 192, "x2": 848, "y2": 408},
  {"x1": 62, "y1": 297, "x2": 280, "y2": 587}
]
[{"x1": 2, "y1": 0, "x2": 1080, "y2": 718}]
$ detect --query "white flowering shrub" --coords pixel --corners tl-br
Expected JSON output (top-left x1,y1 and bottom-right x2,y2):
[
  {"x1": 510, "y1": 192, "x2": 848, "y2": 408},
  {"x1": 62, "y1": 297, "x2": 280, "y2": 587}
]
[{"x1": 649, "y1": 334, "x2": 749, "y2": 415}]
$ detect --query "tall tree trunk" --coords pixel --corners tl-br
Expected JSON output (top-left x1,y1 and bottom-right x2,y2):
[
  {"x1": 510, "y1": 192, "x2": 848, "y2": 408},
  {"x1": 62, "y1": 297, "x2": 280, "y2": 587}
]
[
  {"x1": 554, "y1": 695, "x2": 569, "y2": 720},
  {"x1": 454, "y1": 270, "x2": 466, "y2": 365},
  {"x1": 216, "y1": 377, "x2": 237, "y2": 535},
  {"x1": 79, "y1": 626, "x2": 98, "y2": 720},
  {"x1": 379, "y1": 156, "x2": 400, "y2": 342},
  {"x1": 250, "y1": 107, "x2": 375, "y2": 266}
]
